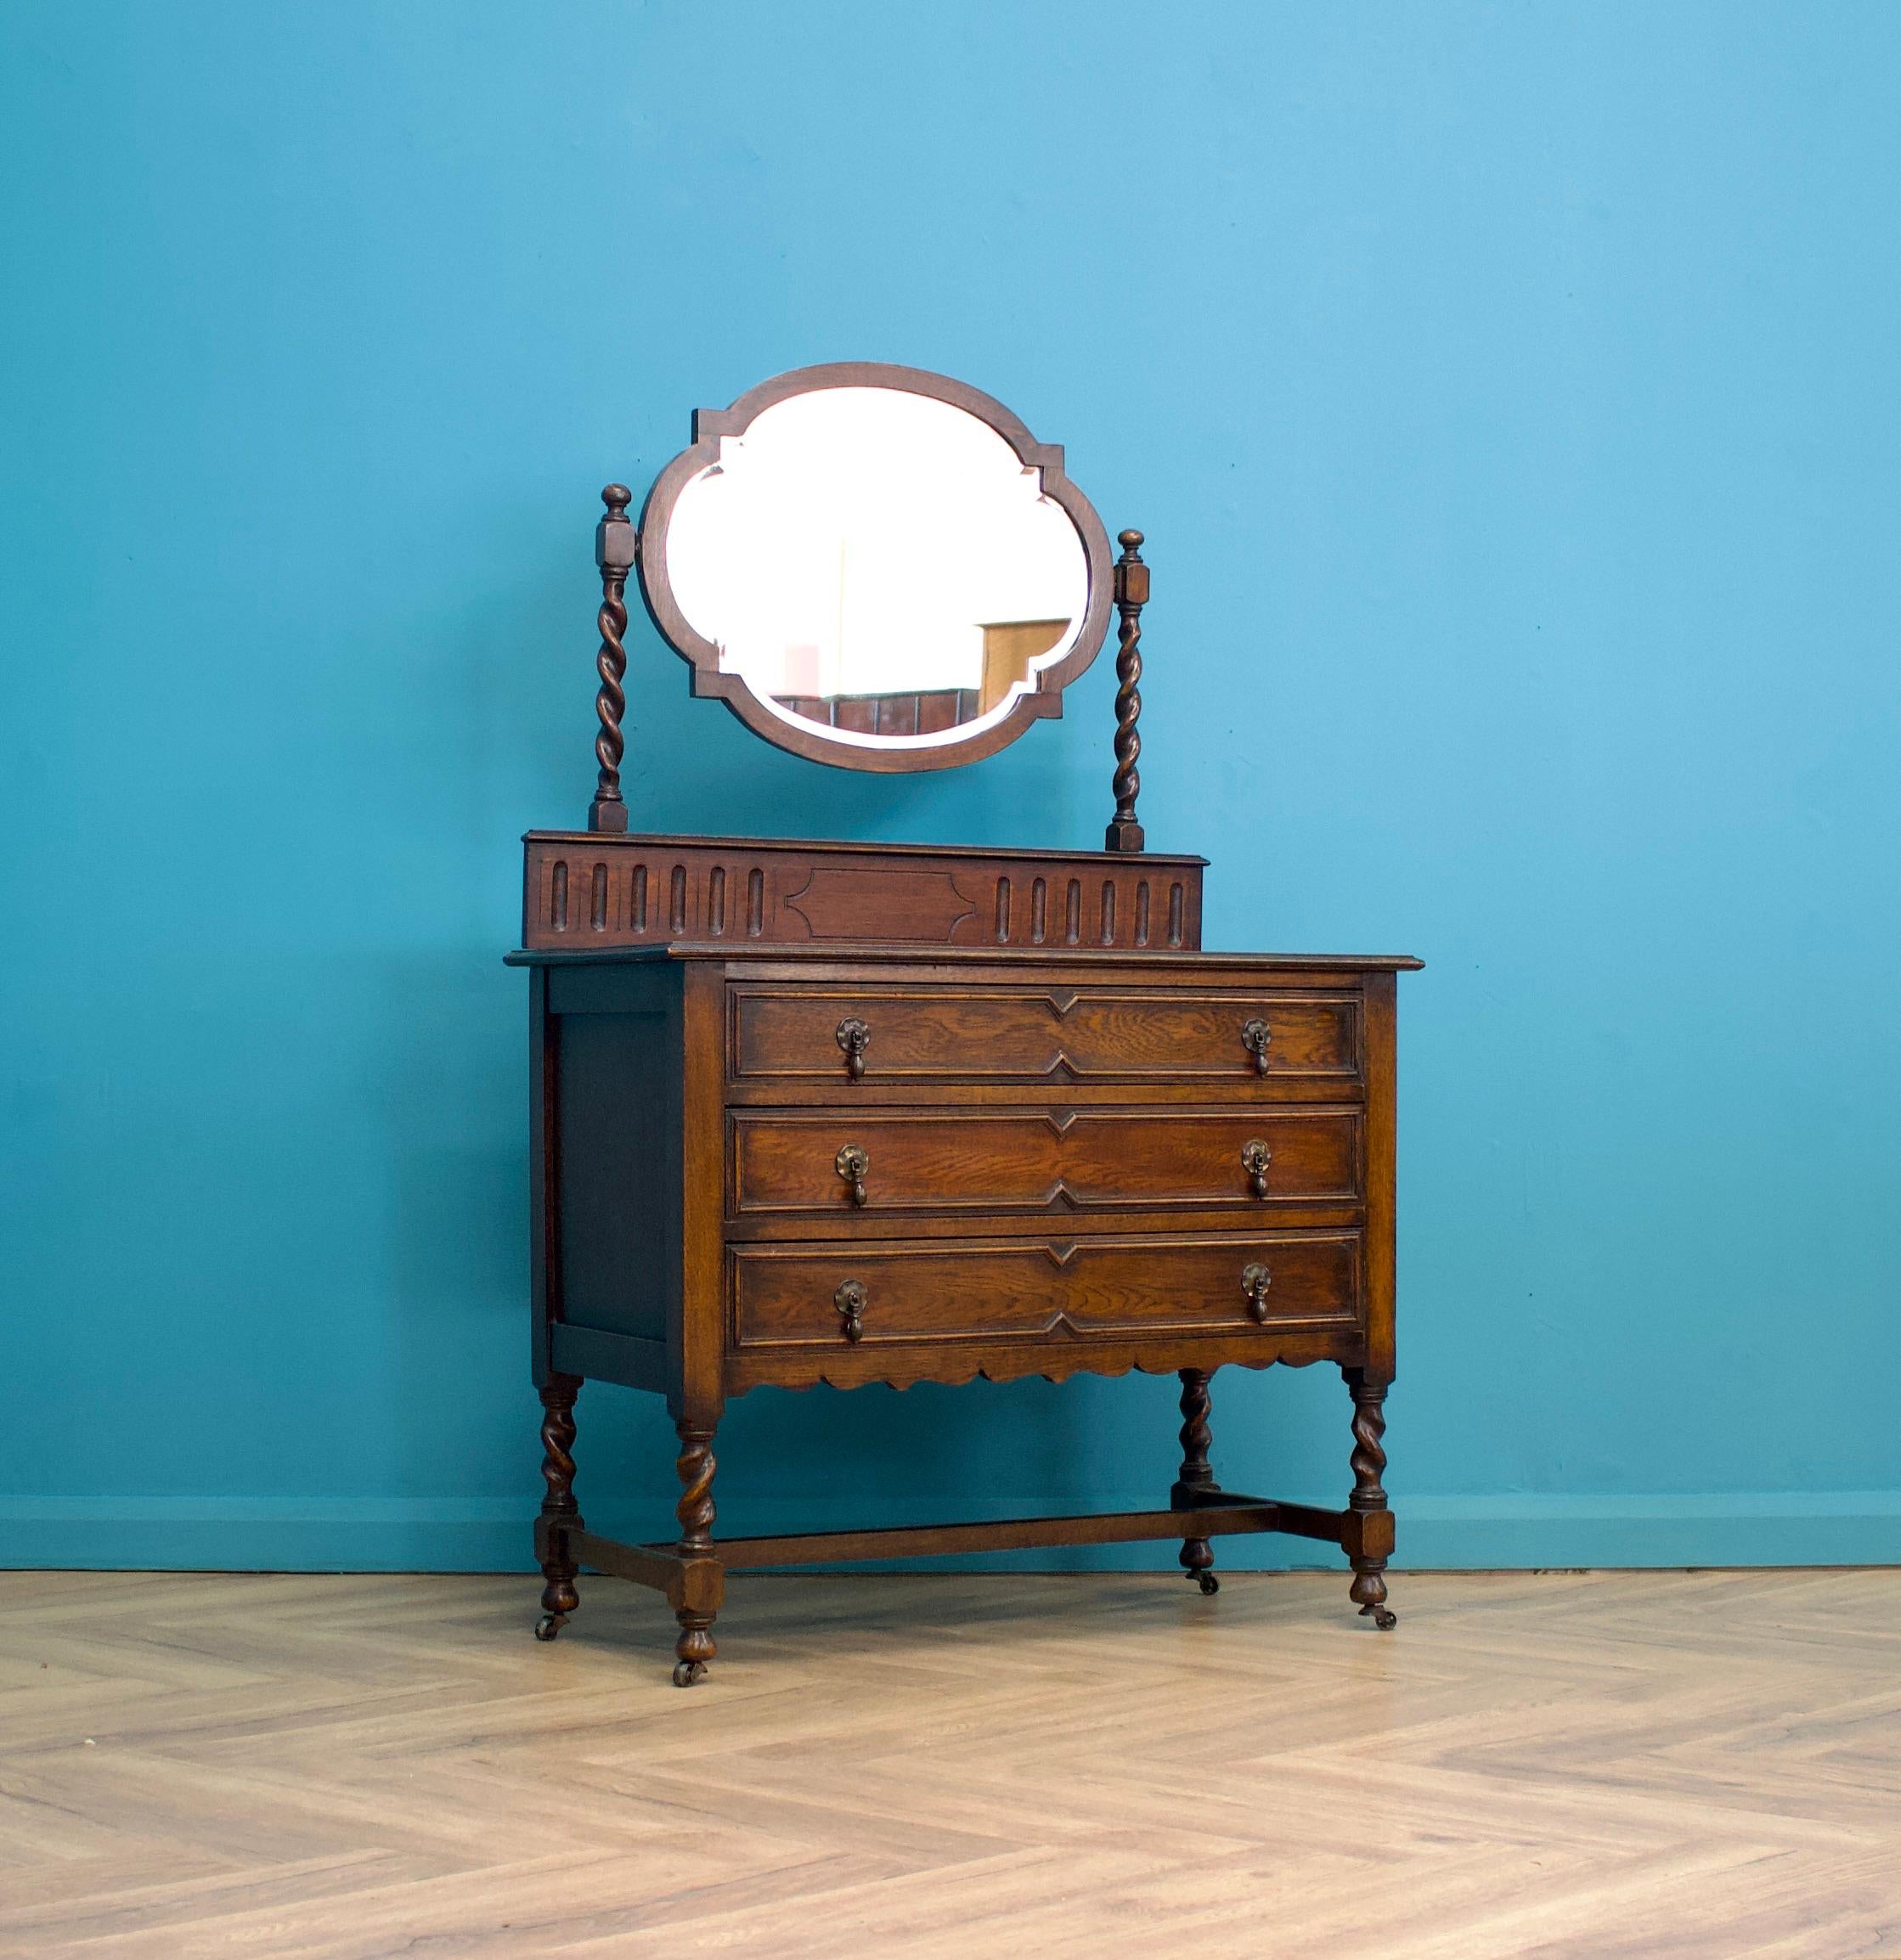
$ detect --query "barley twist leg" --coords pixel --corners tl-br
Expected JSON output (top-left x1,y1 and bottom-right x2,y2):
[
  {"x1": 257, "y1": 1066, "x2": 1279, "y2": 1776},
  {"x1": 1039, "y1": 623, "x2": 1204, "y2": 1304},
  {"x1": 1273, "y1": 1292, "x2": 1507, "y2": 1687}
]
[
  {"x1": 1345, "y1": 1369, "x2": 1396, "y2": 1630},
  {"x1": 672, "y1": 1422, "x2": 719, "y2": 1686},
  {"x1": 534, "y1": 1375, "x2": 583, "y2": 1640},
  {"x1": 1173, "y1": 1368, "x2": 1219, "y2": 1595}
]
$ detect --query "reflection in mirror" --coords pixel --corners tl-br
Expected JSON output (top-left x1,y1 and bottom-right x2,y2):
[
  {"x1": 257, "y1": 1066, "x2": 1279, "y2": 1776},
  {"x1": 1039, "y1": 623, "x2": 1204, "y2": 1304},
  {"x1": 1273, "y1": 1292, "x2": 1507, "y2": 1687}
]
[{"x1": 663, "y1": 388, "x2": 1091, "y2": 748}]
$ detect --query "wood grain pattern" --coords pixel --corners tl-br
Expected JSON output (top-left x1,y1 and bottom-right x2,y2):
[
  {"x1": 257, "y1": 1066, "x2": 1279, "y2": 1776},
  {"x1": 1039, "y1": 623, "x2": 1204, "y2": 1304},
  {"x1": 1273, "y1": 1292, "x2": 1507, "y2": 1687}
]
[
  {"x1": 728, "y1": 1105, "x2": 1362, "y2": 1218},
  {"x1": 3, "y1": 1569, "x2": 1896, "y2": 1958},
  {"x1": 783, "y1": 866, "x2": 978, "y2": 942},
  {"x1": 729, "y1": 983, "x2": 1358, "y2": 1085},
  {"x1": 730, "y1": 1231, "x2": 1362, "y2": 1350}
]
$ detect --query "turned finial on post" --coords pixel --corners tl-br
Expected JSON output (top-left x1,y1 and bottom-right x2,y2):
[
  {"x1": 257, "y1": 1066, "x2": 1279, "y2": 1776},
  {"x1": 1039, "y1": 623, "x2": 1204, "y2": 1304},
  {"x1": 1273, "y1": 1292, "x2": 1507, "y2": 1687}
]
[
  {"x1": 589, "y1": 484, "x2": 637, "y2": 833},
  {"x1": 1104, "y1": 527, "x2": 1148, "y2": 853}
]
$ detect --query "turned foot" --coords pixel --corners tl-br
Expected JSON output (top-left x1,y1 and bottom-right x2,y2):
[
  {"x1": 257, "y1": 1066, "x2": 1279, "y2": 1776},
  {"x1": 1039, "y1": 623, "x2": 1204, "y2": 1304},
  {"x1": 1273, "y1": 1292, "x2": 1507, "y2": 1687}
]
[
  {"x1": 673, "y1": 1614, "x2": 716, "y2": 1687},
  {"x1": 1181, "y1": 1535, "x2": 1216, "y2": 1591},
  {"x1": 1351, "y1": 1564, "x2": 1396, "y2": 1629}
]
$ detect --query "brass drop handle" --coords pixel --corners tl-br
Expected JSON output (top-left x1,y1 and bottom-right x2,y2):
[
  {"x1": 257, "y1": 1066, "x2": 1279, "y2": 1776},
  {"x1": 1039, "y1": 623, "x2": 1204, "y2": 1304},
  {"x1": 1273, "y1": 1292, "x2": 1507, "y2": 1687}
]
[
  {"x1": 834, "y1": 1278, "x2": 866, "y2": 1343},
  {"x1": 836, "y1": 1016, "x2": 871, "y2": 1081},
  {"x1": 1240, "y1": 1017, "x2": 1272, "y2": 1076},
  {"x1": 1242, "y1": 1262, "x2": 1272, "y2": 1323},
  {"x1": 1241, "y1": 1139, "x2": 1272, "y2": 1198},
  {"x1": 835, "y1": 1143, "x2": 869, "y2": 1208}
]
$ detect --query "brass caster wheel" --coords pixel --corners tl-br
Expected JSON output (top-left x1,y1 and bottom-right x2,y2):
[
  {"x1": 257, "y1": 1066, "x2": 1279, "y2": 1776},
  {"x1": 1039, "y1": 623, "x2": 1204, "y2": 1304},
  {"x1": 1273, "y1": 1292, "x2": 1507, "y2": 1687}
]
[
  {"x1": 672, "y1": 1659, "x2": 708, "y2": 1688},
  {"x1": 534, "y1": 1613, "x2": 566, "y2": 1642},
  {"x1": 1195, "y1": 1570, "x2": 1220, "y2": 1596},
  {"x1": 1366, "y1": 1607, "x2": 1397, "y2": 1631}
]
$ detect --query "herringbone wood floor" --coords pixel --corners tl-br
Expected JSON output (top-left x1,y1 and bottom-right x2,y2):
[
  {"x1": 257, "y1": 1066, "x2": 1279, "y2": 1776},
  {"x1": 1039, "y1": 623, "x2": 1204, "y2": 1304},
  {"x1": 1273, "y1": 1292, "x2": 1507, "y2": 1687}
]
[{"x1": 0, "y1": 1569, "x2": 1896, "y2": 1958}]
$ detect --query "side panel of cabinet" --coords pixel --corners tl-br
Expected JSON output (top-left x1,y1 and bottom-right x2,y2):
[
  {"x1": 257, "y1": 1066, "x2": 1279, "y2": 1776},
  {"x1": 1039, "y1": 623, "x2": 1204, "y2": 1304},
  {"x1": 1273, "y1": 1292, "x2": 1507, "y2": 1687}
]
[
  {"x1": 676, "y1": 960, "x2": 729, "y2": 1424},
  {"x1": 1362, "y1": 971, "x2": 1398, "y2": 1385},
  {"x1": 546, "y1": 966, "x2": 679, "y2": 1349},
  {"x1": 529, "y1": 966, "x2": 556, "y2": 1385}
]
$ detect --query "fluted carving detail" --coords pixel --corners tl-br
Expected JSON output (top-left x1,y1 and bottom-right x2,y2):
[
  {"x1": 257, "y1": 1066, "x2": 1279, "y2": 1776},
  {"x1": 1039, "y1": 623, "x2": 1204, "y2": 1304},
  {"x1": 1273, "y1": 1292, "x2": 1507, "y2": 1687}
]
[
  {"x1": 589, "y1": 484, "x2": 635, "y2": 833},
  {"x1": 1104, "y1": 529, "x2": 1148, "y2": 853}
]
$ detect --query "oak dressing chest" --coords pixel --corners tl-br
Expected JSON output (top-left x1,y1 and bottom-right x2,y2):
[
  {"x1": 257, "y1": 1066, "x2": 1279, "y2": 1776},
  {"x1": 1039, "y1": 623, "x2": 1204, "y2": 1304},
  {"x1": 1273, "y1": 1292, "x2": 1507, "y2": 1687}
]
[{"x1": 508, "y1": 363, "x2": 1419, "y2": 1683}]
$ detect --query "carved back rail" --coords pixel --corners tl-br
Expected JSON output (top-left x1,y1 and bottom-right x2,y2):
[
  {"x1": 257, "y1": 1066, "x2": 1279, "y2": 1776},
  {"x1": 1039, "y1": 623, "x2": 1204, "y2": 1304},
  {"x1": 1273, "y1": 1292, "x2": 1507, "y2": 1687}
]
[{"x1": 522, "y1": 835, "x2": 1204, "y2": 953}]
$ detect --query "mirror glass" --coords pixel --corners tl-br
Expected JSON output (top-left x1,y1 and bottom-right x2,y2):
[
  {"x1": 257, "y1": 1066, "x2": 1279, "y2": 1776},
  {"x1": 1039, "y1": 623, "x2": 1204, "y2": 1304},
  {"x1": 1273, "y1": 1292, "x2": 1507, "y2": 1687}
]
[{"x1": 661, "y1": 387, "x2": 1093, "y2": 751}]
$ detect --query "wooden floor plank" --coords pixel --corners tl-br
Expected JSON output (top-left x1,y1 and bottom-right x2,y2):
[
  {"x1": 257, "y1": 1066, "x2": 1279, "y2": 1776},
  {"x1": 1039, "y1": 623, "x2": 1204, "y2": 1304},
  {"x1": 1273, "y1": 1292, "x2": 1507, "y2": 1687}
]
[{"x1": 0, "y1": 1569, "x2": 1896, "y2": 1957}]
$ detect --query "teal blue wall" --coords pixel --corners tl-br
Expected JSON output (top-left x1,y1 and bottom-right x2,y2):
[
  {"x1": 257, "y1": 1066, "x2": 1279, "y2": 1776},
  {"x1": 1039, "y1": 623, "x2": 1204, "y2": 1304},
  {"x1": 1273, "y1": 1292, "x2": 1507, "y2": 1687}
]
[{"x1": 4, "y1": 3, "x2": 1898, "y2": 1573}]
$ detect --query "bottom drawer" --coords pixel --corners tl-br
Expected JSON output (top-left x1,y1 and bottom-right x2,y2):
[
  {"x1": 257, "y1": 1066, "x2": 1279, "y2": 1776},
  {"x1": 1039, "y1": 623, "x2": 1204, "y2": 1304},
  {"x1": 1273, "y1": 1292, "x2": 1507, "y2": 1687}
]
[{"x1": 730, "y1": 1231, "x2": 1362, "y2": 1350}]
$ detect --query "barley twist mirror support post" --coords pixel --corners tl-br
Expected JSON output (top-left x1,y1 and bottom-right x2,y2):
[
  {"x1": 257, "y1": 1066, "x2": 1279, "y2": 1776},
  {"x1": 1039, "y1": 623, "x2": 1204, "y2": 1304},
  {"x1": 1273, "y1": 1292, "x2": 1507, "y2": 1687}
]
[
  {"x1": 1104, "y1": 528, "x2": 1148, "y2": 853},
  {"x1": 589, "y1": 484, "x2": 637, "y2": 833}
]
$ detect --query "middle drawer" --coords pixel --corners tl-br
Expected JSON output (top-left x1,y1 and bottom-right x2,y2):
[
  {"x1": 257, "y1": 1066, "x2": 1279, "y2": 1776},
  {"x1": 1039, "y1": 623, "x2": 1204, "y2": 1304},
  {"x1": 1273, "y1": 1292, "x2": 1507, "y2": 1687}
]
[{"x1": 728, "y1": 1105, "x2": 1362, "y2": 1219}]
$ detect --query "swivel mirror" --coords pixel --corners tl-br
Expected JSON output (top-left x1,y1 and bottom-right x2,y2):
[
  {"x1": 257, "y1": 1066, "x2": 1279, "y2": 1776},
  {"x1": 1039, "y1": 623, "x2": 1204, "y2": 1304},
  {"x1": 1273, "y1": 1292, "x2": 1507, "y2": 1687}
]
[{"x1": 630, "y1": 363, "x2": 1114, "y2": 772}]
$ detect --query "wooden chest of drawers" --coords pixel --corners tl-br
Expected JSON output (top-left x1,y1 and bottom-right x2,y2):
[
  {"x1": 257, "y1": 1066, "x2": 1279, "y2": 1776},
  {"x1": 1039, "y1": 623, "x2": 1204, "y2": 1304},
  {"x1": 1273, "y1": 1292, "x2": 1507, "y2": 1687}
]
[
  {"x1": 511, "y1": 921, "x2": 1417, "y2": 1684},
  {"x1": 510, "y1": 365, "x2": 1424, "y2": 1686}
]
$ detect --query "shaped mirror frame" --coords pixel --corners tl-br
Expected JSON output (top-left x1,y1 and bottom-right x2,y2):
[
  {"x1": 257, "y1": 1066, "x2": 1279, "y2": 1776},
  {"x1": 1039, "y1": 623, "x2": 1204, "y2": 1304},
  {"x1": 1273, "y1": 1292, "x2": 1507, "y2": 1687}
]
[{"x1": 635, "y1": 363, "x2": 1114, "y2": 772}]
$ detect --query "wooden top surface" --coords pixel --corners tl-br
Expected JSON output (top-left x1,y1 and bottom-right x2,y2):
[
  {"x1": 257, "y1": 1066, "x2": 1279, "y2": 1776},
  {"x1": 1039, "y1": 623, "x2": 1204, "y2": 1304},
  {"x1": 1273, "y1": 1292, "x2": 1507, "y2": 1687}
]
[
  {"x1": 524, "y1": 829, "x2": 1210, "y2": 867},
  {"x1": 505, "y1": 941, "x2": 1424, "y2": 971}
]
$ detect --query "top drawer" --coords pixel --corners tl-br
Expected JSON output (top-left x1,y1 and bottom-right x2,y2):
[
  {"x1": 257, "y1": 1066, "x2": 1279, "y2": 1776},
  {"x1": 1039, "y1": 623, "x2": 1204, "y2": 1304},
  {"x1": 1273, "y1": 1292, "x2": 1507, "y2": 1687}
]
[{"x1": 727, "y1": 983, "x2": 1361, "y2": 1088}]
